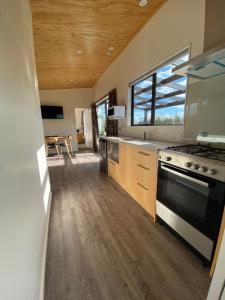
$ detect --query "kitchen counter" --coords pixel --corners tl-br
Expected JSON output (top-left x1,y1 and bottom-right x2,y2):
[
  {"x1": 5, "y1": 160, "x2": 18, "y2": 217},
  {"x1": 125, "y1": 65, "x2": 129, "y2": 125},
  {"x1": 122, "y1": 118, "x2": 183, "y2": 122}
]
[{"x1": 99, "y1": 136, "x2": 179, "y2": 152}]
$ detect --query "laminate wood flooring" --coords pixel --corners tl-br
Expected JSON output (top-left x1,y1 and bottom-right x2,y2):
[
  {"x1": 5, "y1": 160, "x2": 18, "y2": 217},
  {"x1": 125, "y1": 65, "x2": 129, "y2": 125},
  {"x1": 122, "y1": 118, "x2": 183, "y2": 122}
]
[{"x1": 45, "y1": 151, "x2": 210, "y2": 300}]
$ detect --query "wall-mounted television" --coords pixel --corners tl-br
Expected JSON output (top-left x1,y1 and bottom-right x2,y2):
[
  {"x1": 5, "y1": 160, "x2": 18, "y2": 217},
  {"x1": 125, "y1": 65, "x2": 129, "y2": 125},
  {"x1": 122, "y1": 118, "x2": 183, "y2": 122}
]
[{"x1": 41, "y1": 105, "x2": 64, "y2": 119}]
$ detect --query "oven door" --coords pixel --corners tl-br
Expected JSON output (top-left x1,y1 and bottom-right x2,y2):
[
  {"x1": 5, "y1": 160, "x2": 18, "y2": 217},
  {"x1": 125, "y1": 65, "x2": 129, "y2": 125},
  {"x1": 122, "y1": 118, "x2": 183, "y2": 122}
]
[{"x1": 157, "y1": 162, "x2": 225, "y2": 240}]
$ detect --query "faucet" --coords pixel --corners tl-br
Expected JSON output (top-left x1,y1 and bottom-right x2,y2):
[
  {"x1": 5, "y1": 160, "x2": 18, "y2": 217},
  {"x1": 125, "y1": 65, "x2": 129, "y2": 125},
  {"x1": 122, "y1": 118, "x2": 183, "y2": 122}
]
[{"x1": 143, "y1": 131, "x2": 147, "y2": 140}]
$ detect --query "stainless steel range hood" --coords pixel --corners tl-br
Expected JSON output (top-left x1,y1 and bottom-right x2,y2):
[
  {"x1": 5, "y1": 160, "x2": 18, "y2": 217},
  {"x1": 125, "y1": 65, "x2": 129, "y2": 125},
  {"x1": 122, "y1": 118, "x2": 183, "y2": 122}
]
[{"x1": 173, "y1": 43, "x2": 225, "y2": 80}]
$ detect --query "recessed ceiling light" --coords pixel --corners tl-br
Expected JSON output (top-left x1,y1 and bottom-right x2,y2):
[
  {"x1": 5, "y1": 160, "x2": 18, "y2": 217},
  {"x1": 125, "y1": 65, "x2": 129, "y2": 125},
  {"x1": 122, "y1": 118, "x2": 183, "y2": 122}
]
[
  {"x1": 76, "y1": 49, "x2": 83, "y2": 54},
  {"x1": 108, "y1": 47, "x2": 114, "y2": 51},
  {"x1": 139, "y1": 0, "x2": 148, "y2": 7},
  {"x1": 69, "y1": 79, "x2": 74, "y2": 82}
]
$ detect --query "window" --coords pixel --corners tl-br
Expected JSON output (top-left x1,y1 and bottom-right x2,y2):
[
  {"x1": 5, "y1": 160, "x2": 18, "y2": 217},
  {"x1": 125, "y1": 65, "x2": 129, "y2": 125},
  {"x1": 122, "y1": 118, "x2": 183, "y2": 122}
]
[
  {"x1": 131, "y1": 50, "x2": 189, "y2": 126},
  {"x1": 96, "y1": 97, "x2": 109, "y2": 135}
]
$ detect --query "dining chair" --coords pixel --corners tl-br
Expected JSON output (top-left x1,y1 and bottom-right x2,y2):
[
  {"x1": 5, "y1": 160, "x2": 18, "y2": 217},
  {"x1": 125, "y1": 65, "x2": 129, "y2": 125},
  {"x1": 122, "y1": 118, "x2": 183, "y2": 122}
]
[
  {"x1": 45, "y1": 136, "x2": 61, "y2": 158},
  {"x1": 67, "y1": 135, "x2": 73, "y2": 155},
  {"x1": 59, "y1": 135, "x2": 73, "y2": 156}
]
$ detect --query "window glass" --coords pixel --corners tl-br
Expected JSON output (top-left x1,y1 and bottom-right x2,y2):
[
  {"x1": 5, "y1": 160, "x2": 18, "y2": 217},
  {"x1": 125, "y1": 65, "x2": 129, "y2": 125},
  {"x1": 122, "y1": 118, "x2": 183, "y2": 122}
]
[
  {"x1": 132, "y1": 75, "x2": 153, "y2": 125},
  {"x1": 96, "y1": 98, "x2": 108, "y2": 135},
  {"x1": 131, "y1": 50, "x2": 189, "y2": 126}
]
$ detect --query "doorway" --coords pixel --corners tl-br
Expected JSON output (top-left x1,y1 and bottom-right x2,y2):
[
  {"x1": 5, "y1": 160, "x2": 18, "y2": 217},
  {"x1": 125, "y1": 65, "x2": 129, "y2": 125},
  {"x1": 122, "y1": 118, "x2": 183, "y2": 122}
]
[{"x1": 75, "y1": 108, "x2": 93, "y2": 150}]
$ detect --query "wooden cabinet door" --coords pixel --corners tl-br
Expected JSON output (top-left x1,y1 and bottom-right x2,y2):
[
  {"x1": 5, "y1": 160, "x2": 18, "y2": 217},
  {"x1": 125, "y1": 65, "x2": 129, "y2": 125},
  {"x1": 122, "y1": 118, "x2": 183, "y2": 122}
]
[
  {"x1": 135, "y1": 164, "x2": 151, "y2": 188},
  {"x1": 126, "y1": 145, "x2": 137, "y2": 198},
  {"x1": 133, "y1": 147, "x2": 158, "y2": 220},
  {"x1": 108, "y1": 143, "x2": 157, "y2": 221},
  {"x1": 118, "y1": 144, "x2": 128, "y2": 189},
  {"x1": 133, "y1": 182, "x2": 156, "y2": 218},
  {"x1": 136, "y1": 148, "x2": 156, "y2": 169},
  {"x1": 108, "y1": 159, "x2": 119, "y2": 181}
]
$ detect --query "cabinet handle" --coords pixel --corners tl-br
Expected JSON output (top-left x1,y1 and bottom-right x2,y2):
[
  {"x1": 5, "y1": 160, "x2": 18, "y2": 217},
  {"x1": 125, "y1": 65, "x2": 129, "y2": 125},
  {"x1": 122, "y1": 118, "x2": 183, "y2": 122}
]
[
  {"x1": 137, "y1": 182, "x2": 149, "y2": 191},
  {"x1": 138, "y1": 151, "x2": 150, "y2": 157},
  {"x1": 137, "y1": 164, "x2": 150, "y2": 171}
]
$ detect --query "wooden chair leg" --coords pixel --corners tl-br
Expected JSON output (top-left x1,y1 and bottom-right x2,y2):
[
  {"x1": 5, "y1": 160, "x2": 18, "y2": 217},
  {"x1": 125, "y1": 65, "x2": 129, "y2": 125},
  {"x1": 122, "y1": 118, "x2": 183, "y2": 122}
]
[
  {"x1": 65, "y1": 140, "x2": 71, "y2": 158},
  {"x1": 69, "y1": 141, "x2": 73, "y2": 155},
  {"x1": 55, "y1": 144, "x2": 61, "y2": 158}
]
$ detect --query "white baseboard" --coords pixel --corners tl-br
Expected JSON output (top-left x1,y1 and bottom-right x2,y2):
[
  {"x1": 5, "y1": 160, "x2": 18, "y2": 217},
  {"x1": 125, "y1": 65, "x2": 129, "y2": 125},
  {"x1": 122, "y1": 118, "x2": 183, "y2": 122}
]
[{"x1": 39, "y1": 191, "x2": 52, "y2": 300}]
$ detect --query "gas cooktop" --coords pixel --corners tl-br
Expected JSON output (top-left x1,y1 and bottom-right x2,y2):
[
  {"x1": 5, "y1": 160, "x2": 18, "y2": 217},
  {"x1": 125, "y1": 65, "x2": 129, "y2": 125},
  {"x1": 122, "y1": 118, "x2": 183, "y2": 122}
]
[
  {"x1": 166, "y1": 144, "x2": 225, "y2": 162},
  {"x1": 159, "y1": 144, "x2": 225, "y2": 182}
]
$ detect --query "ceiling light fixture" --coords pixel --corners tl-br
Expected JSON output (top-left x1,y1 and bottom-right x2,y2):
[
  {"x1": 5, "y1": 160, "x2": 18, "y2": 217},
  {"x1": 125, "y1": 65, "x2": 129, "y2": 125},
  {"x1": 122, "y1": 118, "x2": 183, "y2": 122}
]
[
  {"x1": 139, "y1": 0, "x2": 148, "y2": 7},
  {"x1": 107, "y1": 46, "x2": 114, "y2": 56},
  {"x1": 76, "y1": 49, "x2": 83, "y2": 54}
]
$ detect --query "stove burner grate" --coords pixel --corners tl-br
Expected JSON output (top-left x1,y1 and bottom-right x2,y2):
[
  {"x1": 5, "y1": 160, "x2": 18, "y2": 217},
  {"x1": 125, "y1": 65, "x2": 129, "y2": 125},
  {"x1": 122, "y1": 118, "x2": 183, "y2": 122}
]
[{"x1": 166, "y1": 144, "x2": 225, "y2": 162}]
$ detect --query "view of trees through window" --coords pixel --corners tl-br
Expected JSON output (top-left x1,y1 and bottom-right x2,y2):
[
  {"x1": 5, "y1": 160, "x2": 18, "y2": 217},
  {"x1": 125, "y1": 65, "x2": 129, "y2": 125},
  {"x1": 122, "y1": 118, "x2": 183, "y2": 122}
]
[
  {"x1": 131, "y1": 50, "x2": 189, "y2": 126},
  {"x1": 96, "y1": 97, "x2": 109, "y2": 135}
]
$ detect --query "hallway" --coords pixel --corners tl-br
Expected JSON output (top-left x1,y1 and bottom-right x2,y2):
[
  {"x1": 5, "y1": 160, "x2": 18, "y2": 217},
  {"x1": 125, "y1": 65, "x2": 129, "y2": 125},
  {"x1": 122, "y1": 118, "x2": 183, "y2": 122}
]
[{"x1": 45, "y1": 151, "x2": 210, "y2": 300}]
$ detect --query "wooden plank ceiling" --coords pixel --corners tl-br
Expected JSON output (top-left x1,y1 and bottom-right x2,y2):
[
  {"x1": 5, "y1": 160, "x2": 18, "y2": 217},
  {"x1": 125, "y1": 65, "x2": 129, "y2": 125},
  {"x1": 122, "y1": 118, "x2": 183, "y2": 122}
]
[{"x1": 30, "y1": 0, "x2": 166, "y2": 90}]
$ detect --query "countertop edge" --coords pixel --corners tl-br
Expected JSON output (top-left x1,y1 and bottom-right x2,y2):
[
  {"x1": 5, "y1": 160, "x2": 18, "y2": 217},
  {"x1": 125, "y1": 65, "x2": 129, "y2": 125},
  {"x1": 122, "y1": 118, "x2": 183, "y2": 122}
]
[{"x1": 99, "y1": 136, "x2": 179, "y2": 151}]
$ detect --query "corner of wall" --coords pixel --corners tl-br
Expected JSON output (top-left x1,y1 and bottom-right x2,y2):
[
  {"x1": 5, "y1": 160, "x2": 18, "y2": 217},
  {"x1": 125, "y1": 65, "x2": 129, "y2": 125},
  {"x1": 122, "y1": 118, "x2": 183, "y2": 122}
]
[{"x1": 39, "y1": 191, "x2": 52, "y2": 300}]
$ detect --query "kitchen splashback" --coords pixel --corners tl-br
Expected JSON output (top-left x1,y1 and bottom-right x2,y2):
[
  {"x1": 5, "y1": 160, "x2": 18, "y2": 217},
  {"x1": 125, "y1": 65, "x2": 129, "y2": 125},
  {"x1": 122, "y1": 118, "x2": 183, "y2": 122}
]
[{"x1": 183, "y1": 73, "x2": 225, "y2": 143}]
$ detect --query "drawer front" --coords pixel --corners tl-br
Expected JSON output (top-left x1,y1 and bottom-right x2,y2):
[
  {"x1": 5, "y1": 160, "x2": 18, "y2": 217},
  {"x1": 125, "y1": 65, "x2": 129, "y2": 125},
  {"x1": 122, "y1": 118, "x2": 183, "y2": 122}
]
[
  {"x1": 108, "y1": 159, "x2": 118, "y2": 180},
  {"x1": 134, "y1": 182, "x2": 156, "y2": 218},
  {"x1": 118, "y1": 144, "x2": 128, "y2": 189},
  {"x1": 136, "y1": 149, "x2": 156, "y2": 169},
  {"x1": 135, "y1": 164, "x2": 151, "y2": 188}
]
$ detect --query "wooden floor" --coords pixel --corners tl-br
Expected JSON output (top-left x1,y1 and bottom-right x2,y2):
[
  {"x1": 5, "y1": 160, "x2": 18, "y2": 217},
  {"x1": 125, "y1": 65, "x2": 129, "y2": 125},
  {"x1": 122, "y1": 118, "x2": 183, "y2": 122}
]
[{"x1": 45, "y1": 151, "x2": 210, "y2": 300}]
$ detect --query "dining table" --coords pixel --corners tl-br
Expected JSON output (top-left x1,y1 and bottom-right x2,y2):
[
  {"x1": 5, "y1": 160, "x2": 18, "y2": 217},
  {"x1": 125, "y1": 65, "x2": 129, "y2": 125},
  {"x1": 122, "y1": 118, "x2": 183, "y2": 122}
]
[{"x1": 45, "y1": 135, "x2": 73, "y2": 158}]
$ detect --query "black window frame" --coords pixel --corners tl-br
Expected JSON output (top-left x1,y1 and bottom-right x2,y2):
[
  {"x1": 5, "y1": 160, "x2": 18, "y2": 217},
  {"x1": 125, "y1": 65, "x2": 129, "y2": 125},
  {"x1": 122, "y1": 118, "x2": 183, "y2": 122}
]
[
  {"x1": 131, "y1": 73, "x2": 157, "y2": 126},
  {"x1": 130, "y1": 50, "x2": 189, "y2": 127}
]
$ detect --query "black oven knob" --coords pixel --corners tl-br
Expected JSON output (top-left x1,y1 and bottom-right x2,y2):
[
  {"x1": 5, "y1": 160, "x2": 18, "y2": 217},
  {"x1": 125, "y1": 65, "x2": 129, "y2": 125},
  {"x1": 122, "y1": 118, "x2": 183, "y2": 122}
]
[
  {"x1": 191, "y1": 164, "x2": 199, "y2": 170},
  {"x1": 184, "y1": 162, "x2": 192, "y2": 168},
  {"x1": 199, "y1": 166, "x2": 207, "y2": 173},
  {"x1": 208, "y1": 169, "x2": 217, "y2": 175},
  {"x1": 165, "y1": 157, "x2": 172, "y2": 161}
]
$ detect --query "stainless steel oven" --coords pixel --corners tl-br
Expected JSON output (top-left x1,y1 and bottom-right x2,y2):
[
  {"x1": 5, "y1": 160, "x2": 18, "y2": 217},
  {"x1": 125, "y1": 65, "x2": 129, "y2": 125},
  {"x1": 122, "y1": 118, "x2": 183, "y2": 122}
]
[{"x1": 157, "y1": 161, "x2": 225, "y2": 263}]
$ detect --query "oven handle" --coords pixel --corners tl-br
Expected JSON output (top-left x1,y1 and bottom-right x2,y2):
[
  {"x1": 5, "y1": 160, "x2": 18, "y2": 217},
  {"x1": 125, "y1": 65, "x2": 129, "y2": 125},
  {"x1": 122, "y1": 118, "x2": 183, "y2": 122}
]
[{"x1": 161, "y1": 165, "x2": 209, "y2": 188}]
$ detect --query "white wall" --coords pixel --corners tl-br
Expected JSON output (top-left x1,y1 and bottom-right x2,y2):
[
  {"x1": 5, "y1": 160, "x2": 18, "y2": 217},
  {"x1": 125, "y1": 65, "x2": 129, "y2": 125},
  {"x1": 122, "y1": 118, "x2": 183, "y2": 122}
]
[
  {"x1": 0, "y1": 1, "x2": 51, "y2": 300},
  {"x1": 204, "y1": 0, "x2": 225, "y2": 51},
  {"x1": 93, "y1": 0, "x2": 205, "y2": 142},
  {"x1": 39, "y1": 88, "x2": 93, "y2": 151}
]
